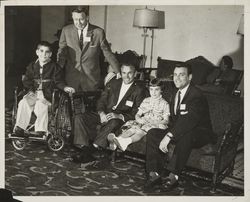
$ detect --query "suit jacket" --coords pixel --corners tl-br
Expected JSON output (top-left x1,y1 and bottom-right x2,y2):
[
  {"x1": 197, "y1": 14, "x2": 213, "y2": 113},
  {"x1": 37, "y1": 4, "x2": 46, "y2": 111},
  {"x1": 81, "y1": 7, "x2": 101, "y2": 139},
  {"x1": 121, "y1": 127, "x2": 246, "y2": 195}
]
[
  {"x1": 57, "y1": 23, "x2": 120, "y2": 91},
  {"x1": 97, "y1": 78, "x2": 148, "y2": 122},
  {"x1": 169, "y1": 84, "x2": 217, "y2": 143},
  {"x1": 22, "y1": 60, "x2": 66, "y2": 102}
]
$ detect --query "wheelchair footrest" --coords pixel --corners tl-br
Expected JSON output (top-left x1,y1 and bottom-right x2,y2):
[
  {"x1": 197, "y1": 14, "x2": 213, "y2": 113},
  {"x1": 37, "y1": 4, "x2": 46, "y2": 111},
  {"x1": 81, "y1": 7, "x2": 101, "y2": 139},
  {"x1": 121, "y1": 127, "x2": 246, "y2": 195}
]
[
  {"x1": 8, "y1": 133, "x2": 26, "y2": 140},
  {"x1": 8, "y1": 132, "x2": 47, "y2": 141}
]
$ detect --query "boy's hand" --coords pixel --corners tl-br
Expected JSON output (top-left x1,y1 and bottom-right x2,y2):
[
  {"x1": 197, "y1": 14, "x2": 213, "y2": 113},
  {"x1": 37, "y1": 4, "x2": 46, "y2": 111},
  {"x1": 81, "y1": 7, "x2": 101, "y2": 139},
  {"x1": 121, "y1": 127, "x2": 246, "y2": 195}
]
[
  {"x1": 99, "y1": 111, "x2": 108, "y2": 124},
  {"x1": 64, "y1": 87, "x2": 75, "y2": 94}
]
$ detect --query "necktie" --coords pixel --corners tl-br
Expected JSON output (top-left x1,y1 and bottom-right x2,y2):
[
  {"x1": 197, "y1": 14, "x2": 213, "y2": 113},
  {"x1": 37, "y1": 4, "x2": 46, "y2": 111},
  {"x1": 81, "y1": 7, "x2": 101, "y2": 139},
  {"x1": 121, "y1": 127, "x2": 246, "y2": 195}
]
[
  {"x1": 79, "y1": 29, "x2": 83, "y2": 50},
  {"x1": 176, "y1": 91, "x2": 181, "y2": 114}
]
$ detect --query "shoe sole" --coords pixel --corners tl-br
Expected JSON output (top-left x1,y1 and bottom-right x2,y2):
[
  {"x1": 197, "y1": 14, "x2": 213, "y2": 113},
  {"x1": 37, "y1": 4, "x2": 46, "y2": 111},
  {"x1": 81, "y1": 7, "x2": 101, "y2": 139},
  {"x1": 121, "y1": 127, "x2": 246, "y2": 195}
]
[{"x1": 113, "y1": 137, "x2": 125, "y2": 151}]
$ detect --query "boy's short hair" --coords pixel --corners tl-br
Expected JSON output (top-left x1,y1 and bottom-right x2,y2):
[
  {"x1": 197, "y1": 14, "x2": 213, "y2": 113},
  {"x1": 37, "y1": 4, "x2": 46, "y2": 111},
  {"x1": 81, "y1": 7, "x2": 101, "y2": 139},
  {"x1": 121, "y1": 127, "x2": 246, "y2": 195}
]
[
  {"x1": 37, "y1": 41, "x2": 52, "y2": 52},
  {"x1": 149, "y1": 78, "x2": 163, "y2": 89},
  {"x1": 71, "y1": 6, "x2": 89, "y2": 16}
]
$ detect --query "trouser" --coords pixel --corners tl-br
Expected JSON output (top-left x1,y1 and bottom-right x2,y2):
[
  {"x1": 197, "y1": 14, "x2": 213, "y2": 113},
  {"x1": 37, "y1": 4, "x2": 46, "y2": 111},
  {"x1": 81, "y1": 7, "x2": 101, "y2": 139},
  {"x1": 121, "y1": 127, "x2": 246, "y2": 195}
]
[
  {"x1": 146, "y1": 128, "x2": 211, "y2": 175},
  {"x1": 73, "y1": 111, "x2": 124, "y2": 148},
  {"x1": 15, "y1": 91, "x2": 49, "y2": 132}
]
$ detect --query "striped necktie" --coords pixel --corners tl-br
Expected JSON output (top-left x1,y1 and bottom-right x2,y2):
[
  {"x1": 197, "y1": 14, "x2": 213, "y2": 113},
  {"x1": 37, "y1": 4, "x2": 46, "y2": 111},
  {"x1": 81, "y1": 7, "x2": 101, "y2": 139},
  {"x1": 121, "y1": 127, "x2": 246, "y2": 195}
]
[
  {"x1": 79, "y1": 29, "x2": 83, "y2": 50},
  {"x1": 175, "y1": 91, "x2": 181, "y2": 114}
]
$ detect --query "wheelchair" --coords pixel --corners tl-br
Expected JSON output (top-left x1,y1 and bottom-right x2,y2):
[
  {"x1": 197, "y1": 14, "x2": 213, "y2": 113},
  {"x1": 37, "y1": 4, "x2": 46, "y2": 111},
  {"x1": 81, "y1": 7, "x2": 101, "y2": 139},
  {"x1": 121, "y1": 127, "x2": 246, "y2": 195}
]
[
  {"x1": 8, "y1": 87, "x2": 102, "y2": 152},
  {"x1": 8, "y1": 87, "x2": 70, "y2": 151}
]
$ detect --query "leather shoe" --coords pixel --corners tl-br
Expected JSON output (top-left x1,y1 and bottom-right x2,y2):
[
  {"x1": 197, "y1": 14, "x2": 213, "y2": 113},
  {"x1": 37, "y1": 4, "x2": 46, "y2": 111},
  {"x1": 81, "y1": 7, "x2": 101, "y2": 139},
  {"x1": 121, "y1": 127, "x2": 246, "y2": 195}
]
[
  {"x1": 13, "y1": 126, "x2": 25, "y2": 137},
  {"x1": 163, "y1": 173, "x2": 179, "y2": 191},
  {"x1": 144, "y1": 172, "x2": 162, "y2": 191},
  {"x1": 70, "y1": 152, "x2": 96, "y2": 164}
]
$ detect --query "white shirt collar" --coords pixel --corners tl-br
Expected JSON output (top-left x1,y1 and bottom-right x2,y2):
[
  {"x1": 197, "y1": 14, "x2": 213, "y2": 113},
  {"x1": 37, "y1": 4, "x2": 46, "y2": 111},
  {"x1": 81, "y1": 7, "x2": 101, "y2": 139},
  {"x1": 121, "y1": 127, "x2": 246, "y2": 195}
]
[
  {"x1": 77, "y1": 23, "x2": 89, "y2": 38},
  {"x1": 178, "y1": 83, "x2": 190, "y2": 101}
]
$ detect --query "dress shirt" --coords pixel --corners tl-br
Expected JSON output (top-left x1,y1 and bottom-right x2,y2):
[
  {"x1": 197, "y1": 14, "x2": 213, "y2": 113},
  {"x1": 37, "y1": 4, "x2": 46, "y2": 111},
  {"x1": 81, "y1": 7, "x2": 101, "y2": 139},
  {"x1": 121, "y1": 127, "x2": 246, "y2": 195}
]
[
  {"x1": 77, "y1": 23, "x2": 89, "y2": 41},
  {"x1": 174, "y1": 84, "x2": 190, "y2": 114},
  {"x1": 112, "y1": 81, "x2": 133, "y2": 110}
]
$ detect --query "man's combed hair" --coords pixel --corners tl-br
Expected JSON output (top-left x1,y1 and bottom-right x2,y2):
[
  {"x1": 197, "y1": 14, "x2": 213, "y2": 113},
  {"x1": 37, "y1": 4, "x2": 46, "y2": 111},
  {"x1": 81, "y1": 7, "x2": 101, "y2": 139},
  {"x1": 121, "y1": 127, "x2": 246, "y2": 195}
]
[
  {"x1": 175, "y1": 62, "x2": 192, "y2": 75},
  {"x1": 121, "y1": 62, "x2": 137, "y2": 71},
  {"x1": 37, "y1": 41, "x2": 52, "y2": 51},
  {"x1": 71, "y1": 6, "x2": 89, "y2": 16}
]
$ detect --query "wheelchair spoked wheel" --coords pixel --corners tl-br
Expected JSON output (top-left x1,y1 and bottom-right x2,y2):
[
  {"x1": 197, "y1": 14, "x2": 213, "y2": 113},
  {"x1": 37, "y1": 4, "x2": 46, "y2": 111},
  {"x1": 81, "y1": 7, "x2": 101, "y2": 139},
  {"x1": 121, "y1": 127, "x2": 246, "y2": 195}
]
[
  {"x1": 12, "y1": 139, "x2": 26, "y2": 151},
  {"x1": 47, "y1": 135, "x2": 65, "y2": 152}
]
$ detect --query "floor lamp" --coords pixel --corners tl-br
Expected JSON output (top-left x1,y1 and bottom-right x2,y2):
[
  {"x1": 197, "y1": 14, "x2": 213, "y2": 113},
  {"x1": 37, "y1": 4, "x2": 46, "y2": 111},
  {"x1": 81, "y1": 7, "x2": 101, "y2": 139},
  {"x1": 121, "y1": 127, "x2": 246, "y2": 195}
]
[{"x1": 133, "y1": 7, "x2": 165, "y2": 68}]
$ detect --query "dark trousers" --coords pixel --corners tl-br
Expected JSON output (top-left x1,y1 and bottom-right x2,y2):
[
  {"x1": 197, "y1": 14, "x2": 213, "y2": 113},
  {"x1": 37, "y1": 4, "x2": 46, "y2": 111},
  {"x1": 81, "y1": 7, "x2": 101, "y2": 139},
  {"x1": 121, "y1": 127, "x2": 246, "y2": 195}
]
[
  {"x1": 146, "y1": 128, "x2": 212, "y2": 175},
  {"x1": 73, "y1": 111, "x2": 124, "y2": 148}
]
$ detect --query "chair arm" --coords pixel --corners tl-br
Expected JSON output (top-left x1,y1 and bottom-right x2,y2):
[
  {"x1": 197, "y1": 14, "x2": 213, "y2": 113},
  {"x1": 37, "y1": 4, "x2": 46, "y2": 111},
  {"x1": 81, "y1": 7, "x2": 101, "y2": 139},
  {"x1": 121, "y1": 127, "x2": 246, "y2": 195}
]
[{"x1": 217, "y1": 121, "x2": 242, "y2": 154}]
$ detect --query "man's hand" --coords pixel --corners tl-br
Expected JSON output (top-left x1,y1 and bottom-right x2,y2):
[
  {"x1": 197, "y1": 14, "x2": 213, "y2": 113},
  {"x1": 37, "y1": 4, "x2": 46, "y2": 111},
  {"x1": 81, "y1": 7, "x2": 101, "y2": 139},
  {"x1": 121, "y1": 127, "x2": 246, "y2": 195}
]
[
  {"x1": 159, "y1": 133, "x2": 172, "y2": 153},
  {"x1": 99, "y1": 111, "x2": 108, "y2": 124},
  {"x1": 106, "y1": 112, "x2": 123, "y2": 121},
  {"x1": 116, "y1": 72, "x2": 121, "y2": 79},
  {"x1": 64, "y1": 86, "x2": 75, "y2": 94}
]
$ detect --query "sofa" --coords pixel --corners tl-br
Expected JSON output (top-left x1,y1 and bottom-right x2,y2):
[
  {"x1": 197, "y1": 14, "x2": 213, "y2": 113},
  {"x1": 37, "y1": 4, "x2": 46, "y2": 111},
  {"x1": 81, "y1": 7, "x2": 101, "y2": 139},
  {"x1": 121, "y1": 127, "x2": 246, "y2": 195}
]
[
  {"x1": 156, "y1": 56, "x2": 243, "y2": 96},
  {"x1": 116, "y1": 56, "x2": 244, "y2": 191},
  {"x1": 55, "y1": 53, "x2": 243, "y2": 191}
]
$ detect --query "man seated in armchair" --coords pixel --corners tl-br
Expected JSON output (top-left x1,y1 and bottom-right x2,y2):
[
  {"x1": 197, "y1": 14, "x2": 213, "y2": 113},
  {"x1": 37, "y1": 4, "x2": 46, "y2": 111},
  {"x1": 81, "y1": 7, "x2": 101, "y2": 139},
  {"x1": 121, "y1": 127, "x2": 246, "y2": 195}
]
[
  {"x1": 198, "y1": 55, "x2": 239, "y2": 95},
  {"x1": 144, "y1": 63, "x2": 217, "y2": 191},
  {"x1": 71, "y1": 61, "x2": 148, "y2": 164}
]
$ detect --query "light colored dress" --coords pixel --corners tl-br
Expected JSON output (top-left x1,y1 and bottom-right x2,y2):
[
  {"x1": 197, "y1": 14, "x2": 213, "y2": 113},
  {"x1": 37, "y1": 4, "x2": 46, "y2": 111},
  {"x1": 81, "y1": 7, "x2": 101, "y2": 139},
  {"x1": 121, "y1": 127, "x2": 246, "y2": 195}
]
[{"x1": 122, "y1": 95, "x2": 170, "y2": 132}]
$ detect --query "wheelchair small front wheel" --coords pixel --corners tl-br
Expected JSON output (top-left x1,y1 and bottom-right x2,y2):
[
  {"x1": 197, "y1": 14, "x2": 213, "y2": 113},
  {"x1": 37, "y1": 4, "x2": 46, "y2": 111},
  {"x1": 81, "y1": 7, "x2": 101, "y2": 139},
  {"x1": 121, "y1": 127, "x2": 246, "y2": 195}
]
[
  {"x1": 47, "y1": 135, "x2": 65, "y2": 152},
  {"x1": 12, "y1": 139, "x2": 26, "y2": 150}
]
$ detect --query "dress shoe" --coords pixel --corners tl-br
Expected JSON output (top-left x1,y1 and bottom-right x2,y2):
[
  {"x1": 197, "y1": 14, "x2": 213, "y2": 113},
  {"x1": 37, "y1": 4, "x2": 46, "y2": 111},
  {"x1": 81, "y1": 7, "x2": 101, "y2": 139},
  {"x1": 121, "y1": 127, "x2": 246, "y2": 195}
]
[
  {"x1": 13, "y1": 126, "x2": 25, "y2": 137},
  {"x1": 144, "y1": 171, "x2": 162, "y2": 191},
  {"x1": 70, "y1": 152, "x2": 96, "y2": 164},
  {"x1": 163, "y1": 173, "x2": 179, "y2": 191},
  {"x1": 92, "y1": 147, "x2": 105, "y2": 159}
]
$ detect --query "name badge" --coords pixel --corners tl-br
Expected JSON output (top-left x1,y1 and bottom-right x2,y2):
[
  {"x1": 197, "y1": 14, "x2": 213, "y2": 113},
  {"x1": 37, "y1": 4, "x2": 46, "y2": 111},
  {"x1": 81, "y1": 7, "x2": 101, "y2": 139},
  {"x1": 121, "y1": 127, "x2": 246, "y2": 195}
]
[
  {"x1": 180, "y1": 104, "x2": 186, "y2": 110},
  {"x1": 126, "y1": 100, "x2": 133, "y2": 107},
  {"x1": 84, "y1": 37, "x2": 91, "y2": 42},
  {"x1": 180, "y1": 111, "x2": 188, "y2": 115}
]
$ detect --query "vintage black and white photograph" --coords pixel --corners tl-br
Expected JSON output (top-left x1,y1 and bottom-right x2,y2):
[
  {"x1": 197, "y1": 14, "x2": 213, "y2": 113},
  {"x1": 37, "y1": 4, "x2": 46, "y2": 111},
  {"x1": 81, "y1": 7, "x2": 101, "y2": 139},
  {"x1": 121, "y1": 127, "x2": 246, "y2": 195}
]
[{"x1": 1, "y1": 0, "x2": 248, "y2": 201}]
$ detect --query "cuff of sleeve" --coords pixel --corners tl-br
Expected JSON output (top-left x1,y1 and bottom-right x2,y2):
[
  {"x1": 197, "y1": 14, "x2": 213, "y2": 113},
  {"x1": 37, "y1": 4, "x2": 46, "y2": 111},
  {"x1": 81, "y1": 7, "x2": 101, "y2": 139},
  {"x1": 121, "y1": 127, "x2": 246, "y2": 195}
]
[
  {"x1": 166, "y1": 132, "x2": 173, "y2": 139},
  {"x1": 120, "y1": 114, "x2": 125, "y2": 122}
]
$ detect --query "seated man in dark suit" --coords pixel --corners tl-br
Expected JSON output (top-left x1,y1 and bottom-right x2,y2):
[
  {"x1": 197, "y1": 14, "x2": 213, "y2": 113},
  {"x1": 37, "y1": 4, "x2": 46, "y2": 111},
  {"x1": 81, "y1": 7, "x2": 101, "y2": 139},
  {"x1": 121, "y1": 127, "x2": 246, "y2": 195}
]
[
  {"x1": 71, "y1": 62, "x2": 148, "y2": 163},
  {"x1": 145, "y1": 63, "x2": 217, "y2": 191},
  {"x1": 199, "y1": 55, "x2": 238, "y2": 95}
]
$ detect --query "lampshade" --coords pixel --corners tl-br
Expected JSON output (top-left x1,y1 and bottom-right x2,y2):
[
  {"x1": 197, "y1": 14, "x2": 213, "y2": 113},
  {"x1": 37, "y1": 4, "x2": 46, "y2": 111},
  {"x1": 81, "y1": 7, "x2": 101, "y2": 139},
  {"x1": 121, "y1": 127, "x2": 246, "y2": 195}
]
[
  {"x1": 133, "y1": 8, "x2": 165, "y2": 29},
  {"x1": 237, "y1": 14, "x2": 244, "y2": 35}
]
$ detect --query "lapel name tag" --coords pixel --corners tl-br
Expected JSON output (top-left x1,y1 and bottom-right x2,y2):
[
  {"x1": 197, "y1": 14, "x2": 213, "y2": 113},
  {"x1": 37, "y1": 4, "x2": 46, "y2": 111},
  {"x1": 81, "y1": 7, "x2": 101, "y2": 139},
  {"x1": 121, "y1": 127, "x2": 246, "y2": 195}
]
[
  {"x1": 180, "y1": 111, "x2": 188, "y2": 115},
  {"x1": 180, "y1": 104, "x2": 186, "y2": 110},
  {"x1": 84, "y1": 37, "x2": 91, "y2": 42},
  {"x1": 126, "y1": 100, "x2": 133, "y2": 107}
]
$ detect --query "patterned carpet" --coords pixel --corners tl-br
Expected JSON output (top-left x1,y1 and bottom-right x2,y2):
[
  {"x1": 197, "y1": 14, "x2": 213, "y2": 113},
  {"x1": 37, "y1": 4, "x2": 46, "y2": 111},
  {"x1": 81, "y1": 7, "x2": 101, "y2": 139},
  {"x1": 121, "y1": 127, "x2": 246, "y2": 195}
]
[{"x1": 5, "y1": 139, "x2": 243, "y2": 196}]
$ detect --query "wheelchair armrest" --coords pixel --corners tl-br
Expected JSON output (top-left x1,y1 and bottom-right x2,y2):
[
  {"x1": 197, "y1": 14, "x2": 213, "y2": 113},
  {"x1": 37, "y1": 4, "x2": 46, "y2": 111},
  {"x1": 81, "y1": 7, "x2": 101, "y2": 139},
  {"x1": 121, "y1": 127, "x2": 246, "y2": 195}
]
[{"x1": 51, "y1": 88, "x2": 68, "y2": 114}]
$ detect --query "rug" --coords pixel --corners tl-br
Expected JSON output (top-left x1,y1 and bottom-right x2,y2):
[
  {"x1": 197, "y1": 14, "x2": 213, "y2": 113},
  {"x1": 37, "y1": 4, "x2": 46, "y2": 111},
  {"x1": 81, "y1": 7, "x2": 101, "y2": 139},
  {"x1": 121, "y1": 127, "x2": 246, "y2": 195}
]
[{"x1": 5, "y1": 140, "x2": 243, "y2": 196}]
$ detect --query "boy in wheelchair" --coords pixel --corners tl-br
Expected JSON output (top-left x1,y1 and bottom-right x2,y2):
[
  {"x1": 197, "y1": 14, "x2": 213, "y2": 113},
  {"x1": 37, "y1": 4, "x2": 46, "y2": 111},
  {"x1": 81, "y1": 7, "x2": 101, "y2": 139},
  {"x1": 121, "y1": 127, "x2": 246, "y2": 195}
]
[{"x1": 13, "y1": 41, "x2": 75, "y2": 137}]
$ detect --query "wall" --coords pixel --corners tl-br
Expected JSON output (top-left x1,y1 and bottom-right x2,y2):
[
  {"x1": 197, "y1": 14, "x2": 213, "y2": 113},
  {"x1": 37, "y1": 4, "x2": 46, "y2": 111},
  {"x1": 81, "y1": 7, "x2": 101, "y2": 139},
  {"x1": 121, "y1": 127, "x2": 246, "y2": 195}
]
[
  {"x1": 104, "y1": 5, "x2": 244, "y2": 93},
  {"x1": 105, "y1": 5, "x2": 243, "y2": 69},
  {"x1": 41, "y1": 6, "x2": 65, "y2": 43},
  {"x1": 40, "y1": 5, "x2": 244, "y2": 93}
]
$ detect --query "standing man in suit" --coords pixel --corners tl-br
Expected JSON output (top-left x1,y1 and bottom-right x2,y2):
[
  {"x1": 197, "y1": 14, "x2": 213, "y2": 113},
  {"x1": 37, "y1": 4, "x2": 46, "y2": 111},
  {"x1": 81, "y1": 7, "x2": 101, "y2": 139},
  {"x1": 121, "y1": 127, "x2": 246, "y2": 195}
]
[
  {"x1": 57, "y1": 6, "x2": 120, "y2": 92},
  {"x1": 144, "y1": 63, "x2": 217, "y2": 191},
  {"x1": 71, "y1": 62, "x2": 148, "y2": 163},
  {"x1": 57, "y1": 6, "x2": 121, "y2": 145}
]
